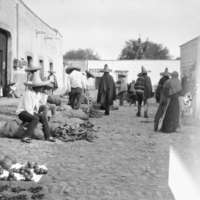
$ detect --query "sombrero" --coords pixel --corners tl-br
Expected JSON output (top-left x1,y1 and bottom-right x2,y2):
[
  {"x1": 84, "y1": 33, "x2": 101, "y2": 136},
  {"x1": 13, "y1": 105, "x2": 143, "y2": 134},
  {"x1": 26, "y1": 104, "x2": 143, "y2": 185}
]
[
  {"x1": 8, "y1": 82, "x2": 16, "y2": 86},
  {"x1": 24, "y1": 71, "x2": 51, "y2": 87},
  {"x1": 141, "y1": 66, "x2": 151, "y2": 74},
  {"x1": 160, "y1": 68, "x2": 171, "y2": 76},
  {"x1": 48, "y1": 70, "x2": 56, "y2": 74},
  {"x1": 118, "y1": 72, "x2": 127, "y2": 78},
  {"x1": 99, "y1": 64, "x2": 112, "y2": 73},
  {"x1": 85, "y1": 70, "x2": 95, "y2": 78},
  {"x1": 25, "y1": 63, "x2": 41, "y2": 72},
  {"x1": 65, "y1": 66, "x2": 81, "y2": 74}
]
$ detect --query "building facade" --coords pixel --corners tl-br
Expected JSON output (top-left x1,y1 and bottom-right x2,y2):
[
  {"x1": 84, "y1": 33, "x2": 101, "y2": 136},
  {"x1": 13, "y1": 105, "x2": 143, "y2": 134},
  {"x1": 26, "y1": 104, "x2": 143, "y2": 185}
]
[
  {"x1": 0, "y1": 0, "x2": 63, "y2": 95},
  {"x1": 180, "y1": 36, "x2": 200, "y2": 118}
]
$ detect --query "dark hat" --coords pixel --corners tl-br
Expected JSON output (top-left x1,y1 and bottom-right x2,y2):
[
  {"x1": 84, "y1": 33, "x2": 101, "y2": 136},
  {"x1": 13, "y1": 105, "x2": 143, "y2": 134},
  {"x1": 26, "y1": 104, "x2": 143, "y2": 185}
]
[
  {"x1": 85, "y1": 70, "x2": 95, "y2": 78},
  {"x1": 160, "y1": 68, "x2": 171, "y2": 76},
  {"x1": 65, "y1": 66, "x2": 81, "y2": 74},
  {"x1": 48, "y1": 70, "x2": 56, "y2": 74},
  {"x1": 8, "y1": 82, "x2": 16, "y2": 86},
  {"x1": 118, "y1": 72, "x2": 128, "y2": 78},
  {"x1": 99, "y1": 64, "x2": 112, "y2": 73}
]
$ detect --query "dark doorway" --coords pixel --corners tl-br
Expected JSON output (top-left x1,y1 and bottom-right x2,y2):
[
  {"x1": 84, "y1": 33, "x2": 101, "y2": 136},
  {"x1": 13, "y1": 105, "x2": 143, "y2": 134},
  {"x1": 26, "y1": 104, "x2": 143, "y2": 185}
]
[
  {"x1": 39, "y1": 60, "x2": 44, "y2": 79},
  {"x1": 0, "y1": 30, "x2": 7, "y2": 97},
  {"x1": 26, "y1": 56, "x2": 33, "y2": 81},
  {"x1": 50, "y1": 62, "x2": 53, "y2": 71}
]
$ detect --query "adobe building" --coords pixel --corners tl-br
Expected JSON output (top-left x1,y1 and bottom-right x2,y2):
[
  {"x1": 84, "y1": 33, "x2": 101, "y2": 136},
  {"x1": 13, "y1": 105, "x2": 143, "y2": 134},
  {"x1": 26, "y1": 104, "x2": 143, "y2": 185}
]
[
  {"x1": 0, "y1": 0, "x2": 63, "y2": 96},
  {"x1": 180, "y1": 36, "x2": 200, "y2": 118}
]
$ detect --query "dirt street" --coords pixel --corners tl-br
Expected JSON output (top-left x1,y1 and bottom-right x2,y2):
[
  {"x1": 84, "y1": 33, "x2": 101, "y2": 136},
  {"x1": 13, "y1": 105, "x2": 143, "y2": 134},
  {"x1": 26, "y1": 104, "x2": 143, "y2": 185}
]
[{"x1": 0, "y1": 93, "x2": 200, "y2": 200}]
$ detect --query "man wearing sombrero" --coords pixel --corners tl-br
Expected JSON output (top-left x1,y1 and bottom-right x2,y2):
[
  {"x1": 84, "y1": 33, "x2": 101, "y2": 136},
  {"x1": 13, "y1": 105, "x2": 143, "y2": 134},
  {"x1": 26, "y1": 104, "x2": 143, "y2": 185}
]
[
  {"x1": 117, "y1": 72, "x2": 128, "y2": 106},
  {"x1": 16, "y1": 72, "x2": 55, "y2": 143},
  {"x1": 65, "y1": 65, "x2": 86, "y2": 110},
  {"x1": 97, "y1": 64, "x2": 116, "y2": 115},
  {"x1": 155, "y1": 68, "x2": 171, "y2": 103},
  {"x1": 134, "y1": 66, "x2": 152, "y2": 118},
  {"x1": 47, "y1": 69, "x2": 58, "y2": 94}
]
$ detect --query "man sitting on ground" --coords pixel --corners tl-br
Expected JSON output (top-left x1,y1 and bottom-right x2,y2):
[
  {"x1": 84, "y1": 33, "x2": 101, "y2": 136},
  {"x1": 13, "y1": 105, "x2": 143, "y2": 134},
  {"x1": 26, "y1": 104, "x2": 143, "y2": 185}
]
[{"x1": 16, "y1": 72, "x2": 55, "y2": 143}]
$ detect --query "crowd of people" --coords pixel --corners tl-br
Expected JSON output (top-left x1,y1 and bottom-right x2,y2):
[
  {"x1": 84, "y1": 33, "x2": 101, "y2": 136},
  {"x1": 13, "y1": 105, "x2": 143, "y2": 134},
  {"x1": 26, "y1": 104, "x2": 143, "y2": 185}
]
[{"x1": 11, "y1": 62, "x2": 193, "y2": 143}]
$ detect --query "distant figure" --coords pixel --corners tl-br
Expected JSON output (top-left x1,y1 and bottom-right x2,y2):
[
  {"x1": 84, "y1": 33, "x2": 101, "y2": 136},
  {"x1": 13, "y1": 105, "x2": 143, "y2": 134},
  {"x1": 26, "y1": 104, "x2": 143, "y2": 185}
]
[
  {"x1": 48, "y1": 69, "x2": 58, "y2": 94},
  {"x1": 117, "y1": 73, "x2": 128, "y2": 106},
  {"x1": 128, "y1": 80, "x2": 137, "y2": 106},
  {"x1": 5, "y1": 82, "x2": 20, "y2": 98},
  {"x1": 65, "y1": 65, "x2": 86, "y2": 110},
  {"x1": 97, "y1": 64, "x2": 116, "y2": 116},
  {"x1": 154, "y1": 71, "x2": 183, "y2": 132},
  {"x1": 134, "y1": 66, "x2": 152, "y2": 118},
  {"x1": 155, "y1": 68, "x2": 171, "y2": 103}
]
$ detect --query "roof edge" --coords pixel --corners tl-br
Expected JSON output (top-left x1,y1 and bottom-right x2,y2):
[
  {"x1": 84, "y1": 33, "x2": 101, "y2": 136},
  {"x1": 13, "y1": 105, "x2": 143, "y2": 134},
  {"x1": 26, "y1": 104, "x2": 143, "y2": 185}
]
[
  {"x1": 19, "y1": 0, "x2": 63, "y2": 37},
  {"x1": 180, "y1": 36, "x2": 200, "y2": 47}
]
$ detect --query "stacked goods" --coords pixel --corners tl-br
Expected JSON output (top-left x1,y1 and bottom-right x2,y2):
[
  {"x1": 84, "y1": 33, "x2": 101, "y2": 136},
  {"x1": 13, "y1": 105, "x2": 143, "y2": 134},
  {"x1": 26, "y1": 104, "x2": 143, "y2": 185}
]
[{"x1": 54, "y1": 121, "x2": 98, "y2": 142}]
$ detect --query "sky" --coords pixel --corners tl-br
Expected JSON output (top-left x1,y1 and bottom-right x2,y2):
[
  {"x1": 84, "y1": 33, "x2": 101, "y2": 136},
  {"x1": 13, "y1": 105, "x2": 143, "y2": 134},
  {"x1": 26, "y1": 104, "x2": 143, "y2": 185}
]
[{"x1": 22, "y1": 0, "x2": 200, "y2": 60}]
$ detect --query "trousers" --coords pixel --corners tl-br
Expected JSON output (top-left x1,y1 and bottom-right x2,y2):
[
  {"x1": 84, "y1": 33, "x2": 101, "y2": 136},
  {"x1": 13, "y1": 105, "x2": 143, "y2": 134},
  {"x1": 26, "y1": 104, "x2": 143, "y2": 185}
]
[
  {"x1": 18, "y1": 111, "x2": 51, "y2": 139},
  {"x1": 70, "y1": 87, "x2": 82, "y2": 110}
]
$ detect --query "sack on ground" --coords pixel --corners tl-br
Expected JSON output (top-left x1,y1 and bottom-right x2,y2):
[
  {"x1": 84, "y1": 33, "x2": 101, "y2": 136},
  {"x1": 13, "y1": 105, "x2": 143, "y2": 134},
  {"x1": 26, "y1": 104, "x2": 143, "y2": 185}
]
[
  {"x1": 0, "y1": 119, "x2": 44, "y2": 139},
  {"x1": 47, "y1": 95, "x2": 61, "y2": 106}
]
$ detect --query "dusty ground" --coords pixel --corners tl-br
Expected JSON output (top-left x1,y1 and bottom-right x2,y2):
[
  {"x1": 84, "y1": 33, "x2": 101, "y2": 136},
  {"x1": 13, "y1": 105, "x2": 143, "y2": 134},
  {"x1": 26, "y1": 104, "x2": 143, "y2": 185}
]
[{"x1": 0, "y1": 91, "x2": 200, "y2": 200}]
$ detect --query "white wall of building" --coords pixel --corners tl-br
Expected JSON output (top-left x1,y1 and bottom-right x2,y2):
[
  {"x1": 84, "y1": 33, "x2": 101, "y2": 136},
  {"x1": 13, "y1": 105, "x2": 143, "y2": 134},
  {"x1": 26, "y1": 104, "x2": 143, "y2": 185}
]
[{"x1": 87, "y1": 60, "x2": 180, "y2": 89}]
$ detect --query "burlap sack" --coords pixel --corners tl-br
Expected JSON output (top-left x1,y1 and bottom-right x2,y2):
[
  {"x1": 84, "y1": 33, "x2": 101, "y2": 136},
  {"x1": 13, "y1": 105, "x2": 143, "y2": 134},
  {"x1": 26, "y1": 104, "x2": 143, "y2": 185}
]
[{"x1": 0, "y1": 119, "x2": 44, "y2": 139}]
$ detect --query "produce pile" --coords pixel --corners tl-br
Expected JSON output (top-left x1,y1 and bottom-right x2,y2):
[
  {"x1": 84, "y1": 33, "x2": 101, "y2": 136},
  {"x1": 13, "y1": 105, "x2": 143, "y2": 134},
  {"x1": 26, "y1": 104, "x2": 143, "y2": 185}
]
[
  {"x1": 0, "y1": 185, "x2": 44, "y2": 200},
  {"x1": 0, "y1": 155, "x2": 48, "y2": 182},
  {"x1": 54, "y1": 121, "x2": 98, "y2": 142},
  {"x1": 81, "y1": 96, "x2": 104, "y2": 118}
]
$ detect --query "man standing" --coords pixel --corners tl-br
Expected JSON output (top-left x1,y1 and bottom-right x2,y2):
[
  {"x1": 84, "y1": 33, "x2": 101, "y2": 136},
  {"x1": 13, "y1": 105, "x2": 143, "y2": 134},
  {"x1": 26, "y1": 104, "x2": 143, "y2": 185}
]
[
  {"x1": 155, "y1": 68, "x2": 171, "y2": 103},
  {"x1": 134, "y1": 66, "x2": 152, "y2": 118},
  {"x1": 66, "y1": 65, "x2": 86, "y2": 110},
  {"x1": 48, "y1": 69, "x2": 58, "y2": 94},
  {"x1": 97, "y1": 64, "x2": 116, "y2": 115},
  {"x1": 117, "y1": 73, "x2": 128, "y2": 106}
]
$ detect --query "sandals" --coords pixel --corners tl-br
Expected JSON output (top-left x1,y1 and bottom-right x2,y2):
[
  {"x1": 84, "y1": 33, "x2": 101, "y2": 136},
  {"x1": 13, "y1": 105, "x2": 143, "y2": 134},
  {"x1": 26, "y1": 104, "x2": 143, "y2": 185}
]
[
  {"x1": 46, "y1": 137, "x2": 55, "y2": 142},
  {"x1": 21, "y1": 137, "x2": 32, "y2": 143}
]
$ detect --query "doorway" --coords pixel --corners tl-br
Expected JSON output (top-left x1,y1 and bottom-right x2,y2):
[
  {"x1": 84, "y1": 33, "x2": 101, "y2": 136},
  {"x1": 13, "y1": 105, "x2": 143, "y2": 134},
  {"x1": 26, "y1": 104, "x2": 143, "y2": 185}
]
[
  {"x1": 0, "y1": 29, "x2": 7, "y2": 97},
  {"x1": 39, "y1": 60, "x2": 44, "y2": 79}
]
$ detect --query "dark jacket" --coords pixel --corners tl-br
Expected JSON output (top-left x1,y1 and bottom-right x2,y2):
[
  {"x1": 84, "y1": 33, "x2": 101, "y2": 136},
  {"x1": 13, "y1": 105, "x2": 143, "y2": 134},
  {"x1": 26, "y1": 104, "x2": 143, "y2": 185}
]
[{"x1": 97, "y1": 73, "x2": 116, "y2": 106}]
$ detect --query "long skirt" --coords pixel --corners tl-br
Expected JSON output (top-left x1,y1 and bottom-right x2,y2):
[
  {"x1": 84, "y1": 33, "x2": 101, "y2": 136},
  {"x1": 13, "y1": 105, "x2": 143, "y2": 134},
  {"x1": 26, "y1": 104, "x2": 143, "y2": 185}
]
[{"x1": 160, "y1": 96, "x2": 180, "y2": 133}]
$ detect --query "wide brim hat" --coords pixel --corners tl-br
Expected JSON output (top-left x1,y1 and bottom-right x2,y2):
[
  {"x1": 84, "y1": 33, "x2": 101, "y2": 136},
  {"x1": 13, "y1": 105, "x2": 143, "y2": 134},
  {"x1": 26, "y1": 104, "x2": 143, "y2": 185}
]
[
  {"x1": 99, "y1": 64, "x2": 112, "y2": 72},
  {"x1": 24, "y1": 71, "x2": 51, "y2": 87},
  {"x1": 8, "y1": 82, "x2": 16, "y2": 86},
  {"x1": 118, "y1": 72, "x2": 127, "y2": 77},
  {"x1": 25, "y1": 63, "x2": 41, "y2": 72},
  {"x1": 85, "y1": 70, "x2": 95, "y2": 78},
  {"x1": 65, "y1": 66, "x2": 81, "y2": 74},
  {"x1": 48, "y1": 70, "x2": 56, "y2": 74},
  {"x1": 141, "y1": 66, "x2": 151, "y2": 74},
  {"x1": 160, "y1": 68, "x2": 171, "y2": 76}
]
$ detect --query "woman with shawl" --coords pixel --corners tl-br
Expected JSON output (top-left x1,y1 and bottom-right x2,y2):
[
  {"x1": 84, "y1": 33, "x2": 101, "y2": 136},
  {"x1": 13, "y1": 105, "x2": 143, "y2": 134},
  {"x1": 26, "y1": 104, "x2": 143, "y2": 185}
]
[{"x1": 154, "y1": 71, "x2": 183, "y2": 133}]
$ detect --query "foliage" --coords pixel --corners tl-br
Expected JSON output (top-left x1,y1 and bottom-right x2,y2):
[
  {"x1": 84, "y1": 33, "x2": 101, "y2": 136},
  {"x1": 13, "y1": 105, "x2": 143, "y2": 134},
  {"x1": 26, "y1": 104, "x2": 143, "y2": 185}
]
[
  {"x1": 63, "y1": 48, "x2": 100, "y2": 60},
  {"x1": 118, "y1": 38, "x2": 172, "y2": 60}
]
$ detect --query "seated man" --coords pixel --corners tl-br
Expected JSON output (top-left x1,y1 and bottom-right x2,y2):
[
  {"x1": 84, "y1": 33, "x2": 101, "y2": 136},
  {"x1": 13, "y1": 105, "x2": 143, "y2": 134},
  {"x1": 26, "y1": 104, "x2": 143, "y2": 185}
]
[
  {"x1": 16, "y1": 72, "x2": 55, "y2": 143},
  {"x1": 5, "y1": 82, "x2": 20, "y2": 98}
]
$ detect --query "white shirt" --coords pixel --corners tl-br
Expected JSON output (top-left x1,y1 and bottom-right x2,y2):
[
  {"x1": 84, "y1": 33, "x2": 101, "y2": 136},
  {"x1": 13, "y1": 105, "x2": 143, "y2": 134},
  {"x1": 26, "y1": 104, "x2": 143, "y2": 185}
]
[
  {"x1": 39, "y1": 93, "x2": 48, "y2": 106},
  {"x1": 68, "y1": 70, "x2": 86, "y2": 91},
  {"x1": 16, "y1": 89, "x2": 41, "y2": 115},
  {"x1": 49, "y1": 75, "x2": 54, "y2": 83}
]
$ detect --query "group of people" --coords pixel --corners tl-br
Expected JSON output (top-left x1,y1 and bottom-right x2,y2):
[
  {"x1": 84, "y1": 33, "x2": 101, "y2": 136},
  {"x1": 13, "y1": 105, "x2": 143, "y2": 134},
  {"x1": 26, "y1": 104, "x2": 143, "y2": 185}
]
[
  {"x1": 14, "y1": 62, "x2": 186, "y2": 143},
  {"x1": 95, "y1": 64, "x2": 185, "y2": 134}
]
